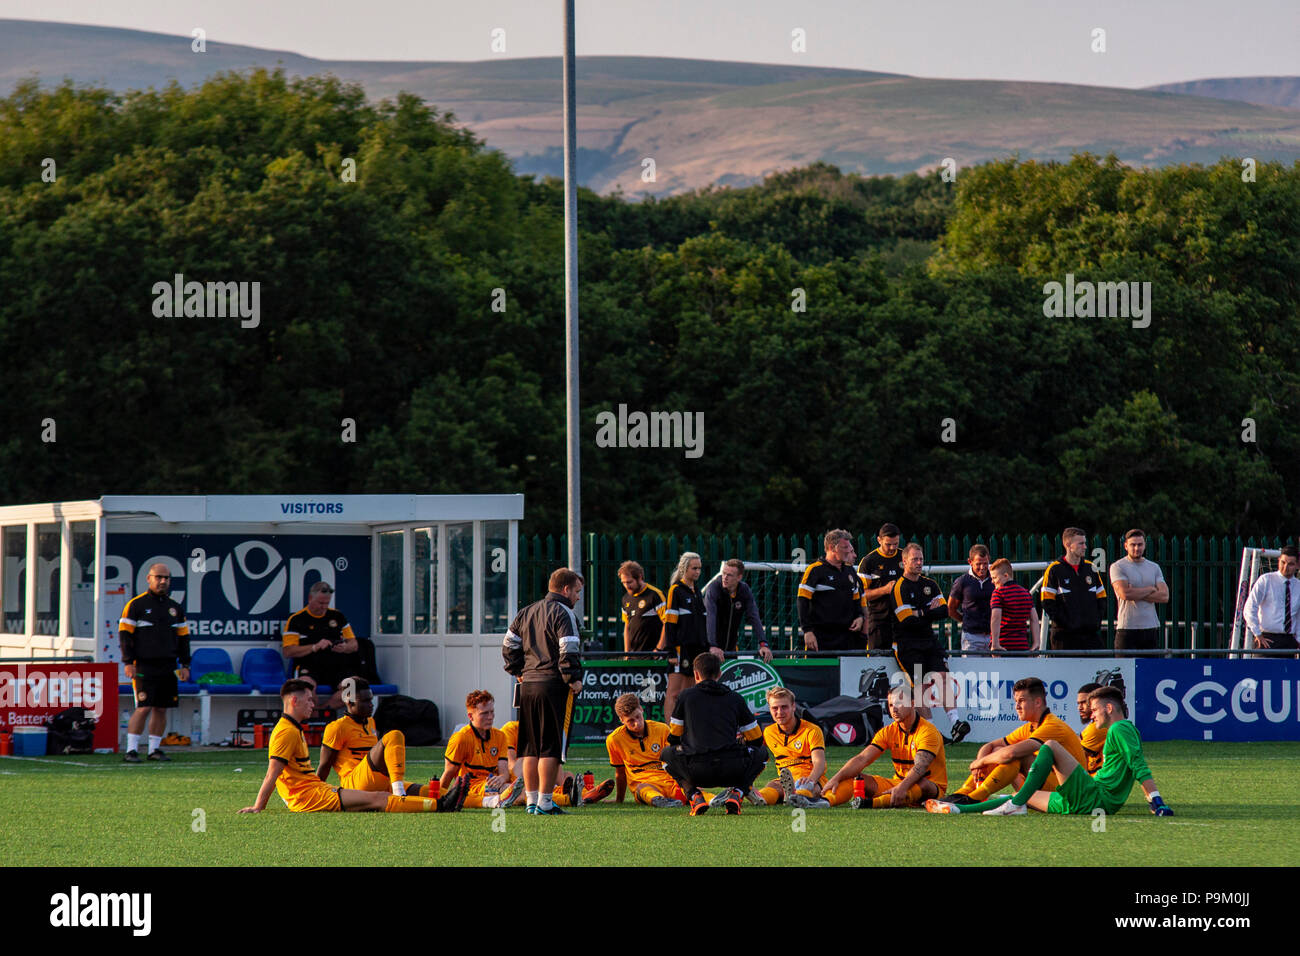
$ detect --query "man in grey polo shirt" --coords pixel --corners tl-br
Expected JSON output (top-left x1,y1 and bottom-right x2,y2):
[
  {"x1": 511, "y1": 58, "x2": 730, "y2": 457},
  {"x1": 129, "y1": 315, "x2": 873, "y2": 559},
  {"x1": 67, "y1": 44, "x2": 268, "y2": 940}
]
[
  {"x1": 947, "y1": 544, "x2": 995, "y2": 653},
  {"x1": 1108, "y1": 529, "x2": 1168, "y2": 656}
]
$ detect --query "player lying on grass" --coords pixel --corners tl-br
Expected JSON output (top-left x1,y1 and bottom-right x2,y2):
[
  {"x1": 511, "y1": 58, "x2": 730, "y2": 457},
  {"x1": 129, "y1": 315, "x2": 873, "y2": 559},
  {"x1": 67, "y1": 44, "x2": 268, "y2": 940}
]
[
  {"x1": 239, "y1": 679, "x2": 466, "y2": 814},
  {"x1": 442, "y1": 689, "x2": 525, "y2": 808},
  {"x1": 502, "y1": 719, "x2": 614, "y2": 805},
  {"x1": 752, "y1": 686, "x2": 845, "y2": 808},
  {"x1": 607, "y1": 693, "x2": 693, "y2": 807},
  {"x1": 316, "y1": 677, "x2": 419, "y2": 796},
  {"x1": 823, "y1": 683, "x2": 948, "y2": 809},
  {"x1": 1077, "y1": 682, "x2": 1107, "y2": 773},
  {"x1": 926, "y1": 686, "x2": 1172, "y2": 816},
  {"x1": 944, "y1": 677, "x2": 1085, "y2": 805}
]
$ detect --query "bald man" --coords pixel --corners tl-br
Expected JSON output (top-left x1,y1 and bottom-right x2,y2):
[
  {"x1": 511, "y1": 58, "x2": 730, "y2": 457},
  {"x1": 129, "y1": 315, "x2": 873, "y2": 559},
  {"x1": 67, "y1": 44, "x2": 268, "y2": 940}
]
[{"x1": 119, "y1": 563, "x2": 192, "y2": 762}]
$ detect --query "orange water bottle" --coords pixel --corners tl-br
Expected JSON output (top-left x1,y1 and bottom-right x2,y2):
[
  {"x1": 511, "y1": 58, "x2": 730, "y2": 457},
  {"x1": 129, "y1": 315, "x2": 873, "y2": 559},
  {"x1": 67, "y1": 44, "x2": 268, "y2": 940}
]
[
  {"x1": 853, "y1": 778, "x2": 865, "y2": 800},
  {"x1": 428, "y1": 779, "x2": 440, "y2": 798}
]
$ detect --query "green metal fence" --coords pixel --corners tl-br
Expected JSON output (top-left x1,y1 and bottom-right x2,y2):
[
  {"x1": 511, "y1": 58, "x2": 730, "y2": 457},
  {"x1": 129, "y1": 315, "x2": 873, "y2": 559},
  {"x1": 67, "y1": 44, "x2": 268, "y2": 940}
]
[{"x1": 519, "y1": 532, "x2": 1288, "y2": 652}]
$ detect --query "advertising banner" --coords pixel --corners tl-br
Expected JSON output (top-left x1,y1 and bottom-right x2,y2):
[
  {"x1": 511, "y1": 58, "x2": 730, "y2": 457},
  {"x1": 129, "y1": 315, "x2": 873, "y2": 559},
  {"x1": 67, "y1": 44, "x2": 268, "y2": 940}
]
[
  {"x1": 0, "y1": 663, "x2": 119, "y2": 751},
  {"x1": 106, "y1": 533, "x2": 371, "y2": 642},
  {"x1": 1136, "y1": 659, "x2": 1300, "y2": 741},
  {"x1": 838, "y1": 656, "x2": 1133, "y2": 743}
]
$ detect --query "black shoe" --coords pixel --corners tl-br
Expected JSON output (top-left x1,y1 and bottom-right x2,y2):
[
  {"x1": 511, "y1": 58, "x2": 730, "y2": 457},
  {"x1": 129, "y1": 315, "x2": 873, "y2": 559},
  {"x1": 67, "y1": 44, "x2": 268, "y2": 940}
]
[
  {"x1": 723, "y1": 789, "x2": 743, "y2": 815},
  {"x1": 949, "y1": 720, "x2": 971, "y2": 744},
  {"x1": 947, "y1": 793, "x2": 976, "y2": 806},
  {"x1": 122, "y1": 750, "x2": 141, "y2": 764},
  {"x1": 437, "y1": 777, "x2": 463, "y2": 812},
  {"x1": 147, "y1": 749, "x2": 171, "y2": 762}
]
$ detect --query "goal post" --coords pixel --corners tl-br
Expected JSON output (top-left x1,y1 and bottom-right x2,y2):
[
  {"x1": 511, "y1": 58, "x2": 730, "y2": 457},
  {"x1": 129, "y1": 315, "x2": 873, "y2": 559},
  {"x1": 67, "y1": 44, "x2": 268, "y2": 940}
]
[{"x1": 1231, "y1": 547, "x2": 1281, "y2": 652}]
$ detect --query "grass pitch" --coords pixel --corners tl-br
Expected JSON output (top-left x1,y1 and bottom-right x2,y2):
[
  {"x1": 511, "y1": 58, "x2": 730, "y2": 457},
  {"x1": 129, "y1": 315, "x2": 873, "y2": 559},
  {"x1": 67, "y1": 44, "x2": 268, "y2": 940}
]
[{"x1": 2, "y1": 741, "x2": 1295, "y2": 867}]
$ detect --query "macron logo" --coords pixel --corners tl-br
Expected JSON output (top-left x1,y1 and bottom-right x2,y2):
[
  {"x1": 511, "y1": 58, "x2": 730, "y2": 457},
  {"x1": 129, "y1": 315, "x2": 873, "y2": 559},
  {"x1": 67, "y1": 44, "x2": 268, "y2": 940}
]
[{"x1": 49, "y1": 886, "x2": 151, "y2": 936}]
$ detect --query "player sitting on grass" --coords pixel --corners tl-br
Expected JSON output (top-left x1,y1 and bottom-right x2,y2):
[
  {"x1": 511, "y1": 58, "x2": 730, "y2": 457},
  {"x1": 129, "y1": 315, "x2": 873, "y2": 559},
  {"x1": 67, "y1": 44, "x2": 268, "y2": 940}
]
[
  {"x1": 926, "y1": 686, "x2": 1173, "y2": 816},
  {"x1": 502, "y1": 719, "x2": 614, "y2": 806},
  {"x1": 607, "y1": 693, "x2": 690, "y2": 807},
  {"x1": 753, "y1": 687, "x2": 842, "y2": 809},
  {"x1": 239, "y1": 679, "x2": 465, "y2": 814},
  {"x1": 442, "y1": 689, "x2": 524, "y2": 808},
  {"x1": 1076, "y1": 682, "x2": 1107, "y2": 773},
  {"x1": 823, "y1": 684, "x2": 947, "y2": 809},
  {"x1": 942, "y1": 677, "x2": 1085, "y2": 805},
  {"x1": 316, "y1": 677, "x2": 418, "y2": 796}
]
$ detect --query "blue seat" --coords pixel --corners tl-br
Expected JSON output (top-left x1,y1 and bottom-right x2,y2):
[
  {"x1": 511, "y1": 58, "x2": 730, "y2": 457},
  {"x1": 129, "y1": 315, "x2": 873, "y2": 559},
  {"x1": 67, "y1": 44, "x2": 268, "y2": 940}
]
[
  {"x1": 240, "y1": 648, "x2": 290, "y2": 694},
  {"x1": 190, "y1": 647, "x2": 253, "y2": 694},
  {"x1": 369, "y1": 684, "x2": 398, "y2": 695}
]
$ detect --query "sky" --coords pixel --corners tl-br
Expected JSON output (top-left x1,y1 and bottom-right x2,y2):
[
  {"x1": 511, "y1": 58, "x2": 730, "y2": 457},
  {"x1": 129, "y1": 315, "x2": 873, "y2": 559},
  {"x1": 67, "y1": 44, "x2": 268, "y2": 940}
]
[{"x1": 0, "y1": 0, "x2": 1295, "y2": 88}]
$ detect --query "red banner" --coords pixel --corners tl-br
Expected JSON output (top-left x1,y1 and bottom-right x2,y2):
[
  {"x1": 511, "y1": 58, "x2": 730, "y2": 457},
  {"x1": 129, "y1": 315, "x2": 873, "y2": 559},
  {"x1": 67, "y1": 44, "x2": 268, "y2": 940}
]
[{"x1": 0, "y1": 664, "x2": 119, "y2": 752}]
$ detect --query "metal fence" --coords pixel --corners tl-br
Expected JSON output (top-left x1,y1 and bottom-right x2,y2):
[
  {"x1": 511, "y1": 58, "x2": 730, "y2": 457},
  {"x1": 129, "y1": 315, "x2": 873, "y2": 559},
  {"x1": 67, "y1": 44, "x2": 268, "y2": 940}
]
[{"x1": 519, "y1": 531, "x2": 1291, "y2": 652}]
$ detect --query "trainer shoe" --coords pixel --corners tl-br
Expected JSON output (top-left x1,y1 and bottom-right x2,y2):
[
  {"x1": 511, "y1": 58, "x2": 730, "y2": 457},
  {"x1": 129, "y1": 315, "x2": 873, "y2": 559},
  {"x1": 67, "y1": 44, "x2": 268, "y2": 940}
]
[
  {"x1": 946, "y1": 793, "x2": 976, "y2": 805},
  {"x1": 122, "y1": 750, "x2": 141, "y2": 764},
  {"x1": 745, "y1": 788, "x2": 767, "y2": 807},
  {"x1": 723, "y1": 789, "x2": 743, "y2": 815},
  {"x1": 147, "y1": 749, "x2": 171, "y2": 762},
  {"x1": 789, "y1": 793, "x2": 810, "y2": 809},
  {"x1": 526, "y1": 804, "x2": 540, "y2": 815},
  {"x1": 778, "y1": 766, "x2": 797, "y2": 804},
  {"x1": 850, "y1": 796, "x2": 872, "y2": 810},
  {"x1": 709, "y1": 790, "x2": 731, "y2": 808},
  {"x1": 536, "y1": 803, "x2": 568, "y2": 815},
  {"x1": 983, "y1": 800, "x2": 1026, "y2": 816},
  {"x1": 650, "y1": 795, "x2": 684, "y2": 808},
  {"x1": 804, "y1": 797, "x2": 831, "y2": 809},
  {"x1": 688, "y1": 791, "x2": 709, "y2": 816},
  {"x1": 499, "y1": 778, "x2": 525, "y2": 808},
  {"x1": 925, "y1": 799, "x2": 957, "y2": 814},
  {"x1": 949, "y1": 720, "x2": 972, "y2": 744},
  {"x1": 584, "y1": 778, "x2": 614, "y2": 804},
  {"x1": 437, "y1": 776, "x2": 464, "y2": 812},
  {"x1": 563, "y1": 775, "x2": 582, "y2": 808}
]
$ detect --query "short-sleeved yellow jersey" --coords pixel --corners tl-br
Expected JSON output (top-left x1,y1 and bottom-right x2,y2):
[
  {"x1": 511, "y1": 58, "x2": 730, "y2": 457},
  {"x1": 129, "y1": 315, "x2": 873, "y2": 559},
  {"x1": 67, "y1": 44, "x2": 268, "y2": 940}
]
[
  {"x1": 322, "y1": 714, "x2": 378, "y2": 777},
  {"x1": 1003, "y1": 710, "x2": 1086, "y2": 766},
  {"x1": 501, "y1": 720, "x2": 519, "y2": 752},
  {"x1": 763, "y1": 719, "x2": 826, "y2": 780},
  {"x1": 606, "y1": 720, "x2": 672, "y2": 777},
  {"x1": 1080, "y1": 721, "x2": 1108, "y2": 774},
  {"x1": 869, "y1": 714, "x2": 947, "y2": 790},
  {"x1": 269, "y1": 717, "x2": 323, "y2": 800},
  {"x1": 444, "y1": 724, "x2": 508, "y2": 783}
]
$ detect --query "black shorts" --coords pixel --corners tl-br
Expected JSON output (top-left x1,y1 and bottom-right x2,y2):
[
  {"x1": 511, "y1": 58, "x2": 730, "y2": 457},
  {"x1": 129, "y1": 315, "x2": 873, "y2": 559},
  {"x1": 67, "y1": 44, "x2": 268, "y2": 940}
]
[
  {"x1": 661, "y1": 744, "x2": 767, "y2": 794},
  {"x1": 672, "y1": 644, "x2": 710, "y2": 675},
  {"x1": 131, "y1": 669, "x2": 179, "y2": 709},
  {"x1": 1049, "y1": 628, "x2": 1102, "y2": 651},
  {"x1": 518, "y1": 681, "x2": 574, "y2": 761},
  {"x1": 1114, "y1": 628, "x2": 1161, "y2": 655},
  {"x1": 295, "y1": 649, "x2": 363, "y2": 688},
  {"x1": 865, "y1": 617, "x2": 894, "y2": 651},
  {"x1": 893, "y1": 642, "x2": 947, "y2": 686},
  {"x1": 814, "y1": 629, "x2": 863, "y2": 652}
]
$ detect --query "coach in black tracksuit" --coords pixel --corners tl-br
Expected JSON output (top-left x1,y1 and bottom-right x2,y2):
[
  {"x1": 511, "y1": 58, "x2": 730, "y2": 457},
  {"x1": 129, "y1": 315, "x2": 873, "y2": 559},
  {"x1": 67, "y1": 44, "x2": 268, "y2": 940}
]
[
  {"x1": 503, "y1": 567, "x2": 585, "y2": 813},
  {"x1": 661, "y1": 653, "x2": 768, "y2": 812},
  {"x1": 119, "y1": 563, "x2": 191, "y2": 763}
]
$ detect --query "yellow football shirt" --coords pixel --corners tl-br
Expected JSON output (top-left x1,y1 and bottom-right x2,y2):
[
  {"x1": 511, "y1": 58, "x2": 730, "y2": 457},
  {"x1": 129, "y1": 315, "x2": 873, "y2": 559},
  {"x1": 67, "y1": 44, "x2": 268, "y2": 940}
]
[
  {"x1": 269, "y1": 717, "x2": 323, "y2": 800},
  {"x1": 1080, "y1": 721, "x2": 1108, "y2": 774},
  {"x1": 606, "y1": 720, "x2": 673, "y2": 778},
  {"x1": 869, "y1": 714, "x2": 947, "y2": 790},
  {"x1": 763, "y1": 719, "x2": 826, "y2": 781},
  {"x1": 1004, "y1": 710, "x2": 1086, "y2": 766},
  {"x1": 444, "y1": 724, "x2": 508, "y2": 783},
  {"x1": 322, "y1": 714, "x2": 379, "y2": 777}
]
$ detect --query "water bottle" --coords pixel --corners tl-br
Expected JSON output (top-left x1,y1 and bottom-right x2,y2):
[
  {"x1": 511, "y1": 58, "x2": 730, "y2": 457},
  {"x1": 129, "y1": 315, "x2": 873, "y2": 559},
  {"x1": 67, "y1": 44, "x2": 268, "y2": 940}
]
[{"x1": 191, "y1": 709, "x2": 201, "y2": 746}]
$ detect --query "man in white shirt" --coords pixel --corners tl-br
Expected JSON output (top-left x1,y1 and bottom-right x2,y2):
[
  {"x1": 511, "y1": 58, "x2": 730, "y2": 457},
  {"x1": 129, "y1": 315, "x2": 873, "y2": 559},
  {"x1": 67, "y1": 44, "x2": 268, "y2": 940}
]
[
  {"x1": 1243, "y1": 546, "x2": 1300, "y2": 656},
  {"x1": 1108, "y1": 529, "x2": 1169, "y2": 656}
]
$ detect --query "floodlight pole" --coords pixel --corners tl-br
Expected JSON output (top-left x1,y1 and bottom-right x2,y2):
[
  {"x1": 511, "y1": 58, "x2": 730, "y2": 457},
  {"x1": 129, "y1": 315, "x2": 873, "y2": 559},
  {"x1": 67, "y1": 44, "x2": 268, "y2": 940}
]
[{"x1": 562, "y1": 0, "x2": 583, "y2": 617}]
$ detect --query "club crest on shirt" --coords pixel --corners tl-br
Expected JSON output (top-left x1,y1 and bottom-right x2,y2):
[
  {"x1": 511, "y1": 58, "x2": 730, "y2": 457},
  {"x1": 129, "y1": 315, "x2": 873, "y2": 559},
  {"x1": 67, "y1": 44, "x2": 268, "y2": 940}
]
[
  {"x1": 330, "y1": 620, "x2": 339, "y2": 627},
  {"x1": 651, "y1": 742, "x2": 661, "y2": 753},
  {"x1": 169, "y1": 607, "x2": 177, "y2": 616},
  {"x1": 638, "y1": 599, "x2": 646, "y2": 609},
  {"x1": 924, "y1": 586, "x2": 932, "y2": 596},
  {"x1": 794, "y1": 740, "x2": 804, "y2": 751},
  {"x1": 1086, "y1": 576, "x2": 1093, "y2": 584},
  {"x1": 490, "y1": 746, "x2": 499, "y2": 756}
]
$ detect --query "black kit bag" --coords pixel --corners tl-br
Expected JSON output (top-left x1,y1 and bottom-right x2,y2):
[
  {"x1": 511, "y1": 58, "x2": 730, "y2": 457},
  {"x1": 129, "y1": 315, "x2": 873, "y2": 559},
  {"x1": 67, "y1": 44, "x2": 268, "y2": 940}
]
[
  {"x1": 805, "y1": 695, "x2": 884, "y2": 748},
  {"x1": 45, "y1": 707, "x2": 97, "y2": 754},
  {"x1": 374, "y1": 695, "x2": 442, "y2": 746}
]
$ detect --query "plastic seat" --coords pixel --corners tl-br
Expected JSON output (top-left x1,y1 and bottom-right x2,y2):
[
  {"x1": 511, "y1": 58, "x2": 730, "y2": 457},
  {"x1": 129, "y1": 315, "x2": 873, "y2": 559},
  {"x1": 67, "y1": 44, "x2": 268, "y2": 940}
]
[
  {"x1": 240, "y1": 647, "x2": 290, "y2": 693},
  {"x1": 190, "y1": 647, "x2": 252, "y2": 693}
]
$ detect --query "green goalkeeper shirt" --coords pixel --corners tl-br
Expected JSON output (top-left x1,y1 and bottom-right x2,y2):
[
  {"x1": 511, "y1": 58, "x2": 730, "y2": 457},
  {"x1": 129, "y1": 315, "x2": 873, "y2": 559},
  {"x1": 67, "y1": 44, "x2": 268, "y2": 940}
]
[{"x1": 1092, "y1": 719, "x2": 1152, "y2": 805}]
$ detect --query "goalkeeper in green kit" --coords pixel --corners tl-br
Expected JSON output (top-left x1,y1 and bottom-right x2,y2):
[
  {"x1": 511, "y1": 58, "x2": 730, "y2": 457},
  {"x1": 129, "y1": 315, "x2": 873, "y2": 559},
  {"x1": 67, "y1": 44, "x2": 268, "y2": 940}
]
[{"x1": 926, "y1": 686, "x2": 1174, "y2": 816}]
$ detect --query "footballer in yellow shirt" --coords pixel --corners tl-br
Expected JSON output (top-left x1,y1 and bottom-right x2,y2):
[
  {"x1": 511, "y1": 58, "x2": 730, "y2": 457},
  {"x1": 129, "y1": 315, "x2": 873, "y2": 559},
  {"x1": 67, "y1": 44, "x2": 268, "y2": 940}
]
[
  {"x1": 823, "y1": 684, "x2": 947, "y2": 809},
  {"x1": 317, "y1": 677, "x2": 416, "y2": 795},
  {"x1": 754, "y1": 687, "x2": 847, "y2": 808}
]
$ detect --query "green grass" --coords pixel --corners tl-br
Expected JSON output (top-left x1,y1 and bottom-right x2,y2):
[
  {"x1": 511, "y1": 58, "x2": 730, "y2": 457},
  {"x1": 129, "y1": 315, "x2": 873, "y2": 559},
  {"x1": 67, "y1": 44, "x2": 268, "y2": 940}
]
[{"x1": 2, "y1": 742, "x2": 1296, "y2": 866}]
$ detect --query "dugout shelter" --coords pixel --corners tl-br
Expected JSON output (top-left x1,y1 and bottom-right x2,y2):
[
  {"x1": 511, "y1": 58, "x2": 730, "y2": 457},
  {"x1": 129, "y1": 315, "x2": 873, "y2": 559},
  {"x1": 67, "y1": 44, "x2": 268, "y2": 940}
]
[{"x1": 0, "y1": 494, "x2": 523, "y2": 745}]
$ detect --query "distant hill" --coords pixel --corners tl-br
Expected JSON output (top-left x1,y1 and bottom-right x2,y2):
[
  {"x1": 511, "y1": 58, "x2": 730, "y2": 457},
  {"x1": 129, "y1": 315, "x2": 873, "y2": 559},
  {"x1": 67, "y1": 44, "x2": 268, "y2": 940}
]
[
  {"x1": 5, "y1": 19, "x2": 1300, "y2": 194},
  {"x1": 1146, "y1": 76, "x2": 1300, "y2": 111}
]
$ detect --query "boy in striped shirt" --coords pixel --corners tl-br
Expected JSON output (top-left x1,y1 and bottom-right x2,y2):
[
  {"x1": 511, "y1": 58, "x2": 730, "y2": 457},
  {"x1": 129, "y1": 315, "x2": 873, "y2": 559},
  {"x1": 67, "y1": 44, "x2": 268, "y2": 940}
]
[{"x1": 988, "y1": 559, "x2": 1039, "y2": 653}]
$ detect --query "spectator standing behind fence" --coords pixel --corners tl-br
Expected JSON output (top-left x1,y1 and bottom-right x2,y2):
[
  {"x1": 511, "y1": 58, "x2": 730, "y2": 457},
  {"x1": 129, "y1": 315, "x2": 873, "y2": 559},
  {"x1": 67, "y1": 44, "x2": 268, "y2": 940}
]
[
  {"x1": 797, "y1": 530, "x2": 866, "y2": 652},
  {"x1": 948, "y1": 544, "x2": 995, "y2": 653},
  {"x1": 617, "y1": 561, "x2": 666, "y2": 655},
  {"x1": 1243, "y1": 545, "x2": 1300, "y2": 657},
  {"x1": 988, "y1": 559, "x2": 1038, "y2": 653},
  {"x1": 704, "y1": 559, "x2": 772, "y2": 662},
  {"x1": 859, "y1": 523, "x2": 904, "y2": 651},
  {"x1": 1040, "y1": 527, "x2": 1108, "y2": 650},
  {"x1": 1108, "y1": 530, "x2": 1169, "y2": 656}
]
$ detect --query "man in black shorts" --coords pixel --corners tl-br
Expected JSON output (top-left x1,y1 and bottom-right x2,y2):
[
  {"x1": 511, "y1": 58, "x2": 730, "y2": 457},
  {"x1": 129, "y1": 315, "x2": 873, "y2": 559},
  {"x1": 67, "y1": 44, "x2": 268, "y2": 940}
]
[
  {"x1": 891, "y1": 544, "x2": 970, "y2": 743},
  {"x1": 119, "y1": 564, "x2": 191, "y2": 762},
  {"x1": 661, "y1": 653, "x2": 769, "y2": 816},
  {"x1": 282, "y1": 581, "x2": 362, "y2": 708},
  {"x1": 503, "y1": 568, "x2": 585, "y2": 815}
]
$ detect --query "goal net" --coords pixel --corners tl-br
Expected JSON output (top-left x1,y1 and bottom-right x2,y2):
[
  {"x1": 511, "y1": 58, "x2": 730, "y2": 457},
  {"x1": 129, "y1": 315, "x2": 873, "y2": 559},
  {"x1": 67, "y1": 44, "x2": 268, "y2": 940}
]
[{"x1": 1230, "y1": 547, "x2": 1281, "y2": 652}]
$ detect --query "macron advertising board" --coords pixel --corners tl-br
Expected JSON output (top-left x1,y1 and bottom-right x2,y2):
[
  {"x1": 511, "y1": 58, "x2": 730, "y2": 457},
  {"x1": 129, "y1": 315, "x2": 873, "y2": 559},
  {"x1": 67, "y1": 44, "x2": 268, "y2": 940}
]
[{"x1": 105, "y1": 534, "x2": 372, "y2": 643}]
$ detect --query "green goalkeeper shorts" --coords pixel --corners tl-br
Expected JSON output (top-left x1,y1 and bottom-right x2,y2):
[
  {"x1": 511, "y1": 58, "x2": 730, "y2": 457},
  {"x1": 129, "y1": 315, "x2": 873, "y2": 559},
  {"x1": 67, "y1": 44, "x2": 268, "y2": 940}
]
[{"x1": 1046, "y1": 764, "x2": 1108, "y2": 815}]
